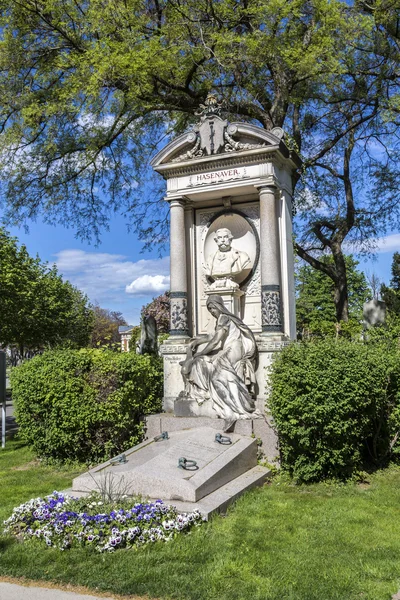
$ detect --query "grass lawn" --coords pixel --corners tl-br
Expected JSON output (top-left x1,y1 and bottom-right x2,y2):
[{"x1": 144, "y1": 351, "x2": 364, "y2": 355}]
[{"x1": 1, "y1": 439, "x2": 400, "y2": 600}]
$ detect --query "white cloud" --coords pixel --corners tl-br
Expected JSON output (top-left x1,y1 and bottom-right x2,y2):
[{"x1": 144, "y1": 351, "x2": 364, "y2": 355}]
[
  {"x1": 77, "y1": 112, "x2": 115, "y2": 130},
  {"x1": 54, "y1": 249, "x2": 169, "y2": 303},
  {"x1": 126, "y1": 274, "x2": 170, "y2": 296},
  {"x1": 374, "y1": 233, "x2": 400, "y2": 253}
]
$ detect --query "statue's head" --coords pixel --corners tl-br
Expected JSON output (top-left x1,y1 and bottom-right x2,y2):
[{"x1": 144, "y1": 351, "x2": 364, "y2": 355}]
[
  {"x1": 206, "y1": 294, "x2": 226, "y2": 318},
  {"x1": 214, "y1": 228, "x2": 233, "y2": 251}
]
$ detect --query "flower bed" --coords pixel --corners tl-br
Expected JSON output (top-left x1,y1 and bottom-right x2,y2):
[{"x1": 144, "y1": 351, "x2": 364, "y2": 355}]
[{"x1": 3, "y1": 491, "x2": 204, "y2": 552}]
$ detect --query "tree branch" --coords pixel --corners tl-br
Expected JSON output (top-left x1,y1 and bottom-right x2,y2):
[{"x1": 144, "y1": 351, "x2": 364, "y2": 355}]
[{"x1": 295, "y1": 243, "x2": 337, "y2": 280}]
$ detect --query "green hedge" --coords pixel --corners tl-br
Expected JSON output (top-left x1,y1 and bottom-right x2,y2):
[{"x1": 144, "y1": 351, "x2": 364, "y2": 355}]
[
  {"x1": 11, "y1": 348, "x2": 163, "y2": 463},
  {"x1": 268, "y1": 338, "x2": 400, "y2": 482}
]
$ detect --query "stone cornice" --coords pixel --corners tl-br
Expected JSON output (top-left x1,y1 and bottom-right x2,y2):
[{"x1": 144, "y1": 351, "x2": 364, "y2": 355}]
[
  {"x1": 156, "y1": 148, "x2": 300, "y2": 180},
  {"x1": 160, "y1": 343, "x2": 189, "y2": 354},
  {"x1": 256, "y1": 340, "x2": 292, "y2": 352},
  {"x1": 159, "y1": 339, "x2": 291, "y2": 353}
]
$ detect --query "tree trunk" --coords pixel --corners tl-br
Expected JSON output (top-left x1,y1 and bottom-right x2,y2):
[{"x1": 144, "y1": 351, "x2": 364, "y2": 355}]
[
  {"x1": 295, "y1": 242, "x2": 350, "y2": 323},
  {"x1": 332, "y1": 249, "x2": 349, "y2": 322}
]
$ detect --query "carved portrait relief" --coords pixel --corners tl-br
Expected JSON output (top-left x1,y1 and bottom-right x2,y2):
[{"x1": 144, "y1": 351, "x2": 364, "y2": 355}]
[
  {"x1": 203, "y1": 212, "x2": 258, "y2": 290},
  {"x1": 205, "y1": 227, "x2": 251, "y2": 289},
  {"x1": 196, "y1": 206, "x2": 261, "y2": 335}
]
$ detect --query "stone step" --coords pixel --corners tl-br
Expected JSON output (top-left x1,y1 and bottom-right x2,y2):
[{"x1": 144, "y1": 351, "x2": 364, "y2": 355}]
[
  {"x1": 62, "y1": 465, "x2": 271, "y2": 520},
  {"x1": 161, "y1": 464, "x2": 271, "y2": 519}
]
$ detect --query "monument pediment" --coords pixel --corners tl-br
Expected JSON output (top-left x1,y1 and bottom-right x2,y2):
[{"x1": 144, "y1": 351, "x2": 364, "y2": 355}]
[
  {"x1": 151, "y1": 122, "x2": 291, "y2": 171},
  {"x1": 151, "y1": 95, "x2": 299, "y2": 173}
]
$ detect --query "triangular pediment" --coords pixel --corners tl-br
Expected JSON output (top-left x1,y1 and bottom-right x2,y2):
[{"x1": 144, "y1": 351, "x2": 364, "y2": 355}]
[{"x1": 151, "y1": 122, "x2": 289, "y2": 169}]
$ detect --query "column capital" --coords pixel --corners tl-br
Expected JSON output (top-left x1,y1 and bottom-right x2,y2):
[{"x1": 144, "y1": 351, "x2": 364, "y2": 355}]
[
  {"x1": 184, "y1": 199, "x2": 194, "y2": 211},
  {"x1": 255, "y1": 179, "x2": 279, "y2": 194},
  {"x1": 168, "y1": 196, "x2": 188, "y2": 208}
]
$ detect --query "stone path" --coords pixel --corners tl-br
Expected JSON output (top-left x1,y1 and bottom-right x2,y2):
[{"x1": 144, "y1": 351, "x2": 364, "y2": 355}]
[
  {"x1": 0, "y1": 582, "x2": 116, "y2": 600},
  {"x1": 0, "y1": 580, "x2": 149, "y2": 600}
]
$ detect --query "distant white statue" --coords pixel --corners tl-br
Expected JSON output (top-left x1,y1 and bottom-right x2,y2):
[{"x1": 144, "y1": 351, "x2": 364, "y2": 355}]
[
  {"x1": 180, "y1": 294, "x2": 259, "y2": 420},
  {"x1": 205, "y1": 228, "x2": 250, "y2": 288},
  {"x1": 363, "y1": 299, "x2": 386, "y2": 328}
]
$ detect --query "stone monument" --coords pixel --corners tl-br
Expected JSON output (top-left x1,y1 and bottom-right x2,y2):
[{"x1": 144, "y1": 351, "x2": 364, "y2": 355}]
[
  {"x1": 363, "y1": 299, "x2": 386, "y2": 328},
  {"x1": 70, "y1": 96, "x2": 301, "y2": 516},
  {"x1": 149, "y1": 94, "x2": 301, "y2": 449},
  {"x1": 139, "y1": 314, "x2": 158, "y2": 355}
]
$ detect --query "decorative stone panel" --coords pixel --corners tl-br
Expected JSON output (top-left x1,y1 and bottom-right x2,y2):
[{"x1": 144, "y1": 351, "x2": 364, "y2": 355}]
[
  {"x1": 170, "y1": 292, "x2": 189, "y2": 336},
  {"x1": 261, "y1": 285, "x2": 282, "y2": 332}
]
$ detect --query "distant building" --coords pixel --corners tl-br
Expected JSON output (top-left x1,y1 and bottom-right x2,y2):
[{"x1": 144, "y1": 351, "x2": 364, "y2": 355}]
[{"x1": 118, "y1": 325, "x2": 135, "y2": 352}]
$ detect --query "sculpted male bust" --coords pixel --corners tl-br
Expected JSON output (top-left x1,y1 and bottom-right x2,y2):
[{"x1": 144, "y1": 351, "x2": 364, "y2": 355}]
[{"x1": 205, "y1": 228, "x2": 251, "y2": 286}]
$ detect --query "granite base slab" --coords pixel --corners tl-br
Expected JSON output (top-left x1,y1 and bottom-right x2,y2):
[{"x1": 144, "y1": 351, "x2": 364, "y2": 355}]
[
  {"x1": 145, "y1": 413, "x2": 279, "y2": 463},
  {"x1": 72, "y1": 426, "x2": 258, "y2": 503},
  {"x1": 63, "y1": 465, "x2": 270, "y2": 520}
]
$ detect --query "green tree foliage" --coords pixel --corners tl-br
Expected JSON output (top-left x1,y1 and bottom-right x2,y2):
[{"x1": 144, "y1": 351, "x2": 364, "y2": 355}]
[
  {"x1": 141, "y1": 292, "x2": 170, "y2": 334},
  {"x1": 291, "y1": 0, "x2": 400, "y2": 321},
  {"x1": 11, "y1": 348, "x2": 163, "y2": 462},
  {"x1": 269, "y1": 338, "x2": 400, "y2": 482},
  {"x1": 0, "y1": 1, "x2": 373, "y2": 240},
  {"x1": 90, "y1": 303, "x2": 127, "y2": 349},
  {"x1": 128, "y1": 326, "x2": 141, "y2": 352},
  {"x1": 381, "y1": 252, "x2": 400, "y2": 316},
  {"x1": 0, "y1": 1, "x2": 397, "y2": 321},
  {"x1": 390, "y1": 251, "x2": 400, "y2": 289},
  {"x1": 0, "y1": 228, "x2": 93, "y2": 355},
  {"x1": 296, "y1": 255, "x2": 371, "y2": 337}
]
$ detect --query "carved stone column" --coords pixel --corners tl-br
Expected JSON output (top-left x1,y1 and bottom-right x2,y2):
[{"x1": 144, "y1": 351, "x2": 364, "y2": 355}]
[
  {"x1": 257, "y1": 184, "x2": 283, "y2": 333},
  {"x1": 169, "y1": 198, "x2": 189, "y2": 336}
]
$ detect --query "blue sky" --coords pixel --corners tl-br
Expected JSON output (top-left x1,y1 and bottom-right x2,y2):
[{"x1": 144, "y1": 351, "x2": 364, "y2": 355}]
[
  {"x1": 7, "y1": 211, "x2": 399, "y2": 327},
  {"x1": 358, "y1": 237, "x2": 399, "y2": 288},
  {"x1": 8, "y1": 213, "x2": 170, "y2": 326}
]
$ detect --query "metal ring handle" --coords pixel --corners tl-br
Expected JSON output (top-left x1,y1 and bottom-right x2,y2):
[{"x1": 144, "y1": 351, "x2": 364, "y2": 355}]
[
  {"x1": 154, "y1": 431, "x2": 169, "y2": 442},
  {"x1": 178, "y1": 457, "x2": 198, "y2": 470},
  {"x1": 110, "y1": 453, "x2": 127, "y2": 465},
  {"x1": 215, "y1": 433, "x2": 232, "y2": 445}
]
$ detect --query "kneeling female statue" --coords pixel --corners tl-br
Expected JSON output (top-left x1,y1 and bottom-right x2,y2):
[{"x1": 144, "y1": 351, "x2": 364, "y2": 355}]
[{"x1": 180, "y1": 295, "x2": 259, "y2": 420}]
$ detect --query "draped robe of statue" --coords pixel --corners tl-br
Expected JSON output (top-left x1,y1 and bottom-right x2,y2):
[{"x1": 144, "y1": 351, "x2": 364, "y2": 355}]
[{"x1": 180, "y1": 295, "x2": 259, "y2": 420}]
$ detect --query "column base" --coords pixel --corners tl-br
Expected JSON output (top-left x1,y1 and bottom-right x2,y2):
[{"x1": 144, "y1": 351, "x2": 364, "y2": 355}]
[
  {"x1": 259, "y1": 330, "x2": 289, "y2": 342},
  {"x1": 160, "y1": 338, "x2": 190, "y2": 412},
  {"x1": 169, "y1": 292, "x2": 189, "y2": 337},
  {"x1": 169, "y1": 330, "x2": 190, "y2": 338}
]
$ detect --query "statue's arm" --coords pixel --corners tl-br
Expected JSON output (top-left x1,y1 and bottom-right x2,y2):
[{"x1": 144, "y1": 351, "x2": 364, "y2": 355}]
[
  {"x1": 195, "y1": 320, "x2": 228, "y2": 357},
  {"x1": 190, "y1": 334, "x2": 212, "y2": 349}
]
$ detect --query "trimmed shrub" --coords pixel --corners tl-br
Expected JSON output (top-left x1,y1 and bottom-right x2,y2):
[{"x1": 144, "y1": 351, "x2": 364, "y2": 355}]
[
  {"x1": 11, "y1": 348, "x2": 163, "y2": 463},
  {"x1": 268, "y1": 338, "x2": 400, "y2": 482}
]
